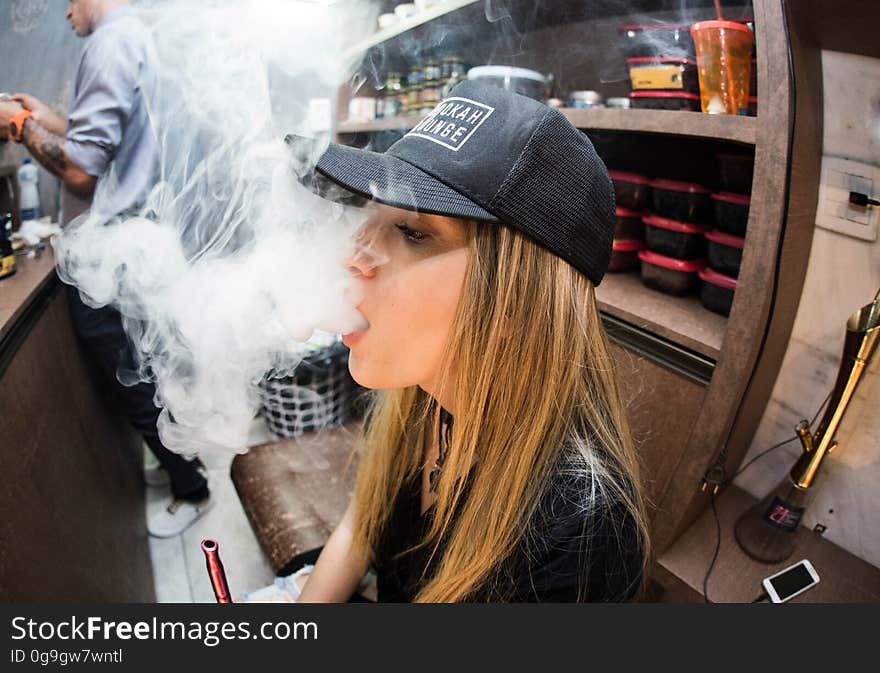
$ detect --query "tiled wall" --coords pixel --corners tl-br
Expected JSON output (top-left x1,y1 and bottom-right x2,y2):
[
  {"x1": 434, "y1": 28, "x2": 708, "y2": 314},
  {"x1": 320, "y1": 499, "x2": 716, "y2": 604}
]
[{"x1": 734, "y1": 50, "x2": 880, "y2": 567}]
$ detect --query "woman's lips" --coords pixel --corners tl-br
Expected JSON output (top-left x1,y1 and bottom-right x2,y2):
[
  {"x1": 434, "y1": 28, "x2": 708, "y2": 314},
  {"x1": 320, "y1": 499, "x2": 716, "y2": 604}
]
[{"x1": 342, "y1": 327, "x2": 367, "y2": 347}]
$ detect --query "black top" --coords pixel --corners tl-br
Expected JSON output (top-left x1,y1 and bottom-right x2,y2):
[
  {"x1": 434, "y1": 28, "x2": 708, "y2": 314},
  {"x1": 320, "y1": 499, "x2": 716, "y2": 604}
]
[{"x1": 374, "y1": 466, "x2": 644, "y2": 602}]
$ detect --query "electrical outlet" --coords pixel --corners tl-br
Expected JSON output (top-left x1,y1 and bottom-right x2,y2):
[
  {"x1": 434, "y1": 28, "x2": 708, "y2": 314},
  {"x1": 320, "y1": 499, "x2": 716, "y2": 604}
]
[{"x1": 816, "y1": 156, "x2": 879, "y2": 241}]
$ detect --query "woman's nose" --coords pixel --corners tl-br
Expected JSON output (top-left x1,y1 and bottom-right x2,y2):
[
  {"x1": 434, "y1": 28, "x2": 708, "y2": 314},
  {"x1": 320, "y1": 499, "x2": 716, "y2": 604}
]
[
  {"x1": 343, "y1": 242, "x2": 379, "y2": 278},
  {"x1": 343, "y1": 221, "x2": 384, "y2": 278}
]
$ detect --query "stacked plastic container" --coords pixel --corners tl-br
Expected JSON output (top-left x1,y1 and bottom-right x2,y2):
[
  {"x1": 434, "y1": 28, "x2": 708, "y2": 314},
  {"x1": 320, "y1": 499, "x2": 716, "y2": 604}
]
[
  {"x1": 697, "y1": 152, "x2": 753, "y2": 315},
  {"x1": 638, "y1": 178, "x2": 710, "y2": 296},
  {"x1": 608, "y1": 170, "x2": 650, "y2": 272},
  {"x1": 620, "y1": 17, "x2": 757, "y2": 116},
  {"x1": 619, "y1": 24, "x2": 702, "y2": 111},
  {"x1": 607, "y1": 151, "x2": 754, "y2": 316}
]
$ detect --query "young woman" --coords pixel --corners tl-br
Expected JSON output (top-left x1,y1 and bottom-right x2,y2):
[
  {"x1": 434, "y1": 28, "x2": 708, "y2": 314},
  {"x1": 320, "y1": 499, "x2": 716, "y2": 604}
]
[{"x1": 293, "y1": 80, "x2": 649, "y2": 602}]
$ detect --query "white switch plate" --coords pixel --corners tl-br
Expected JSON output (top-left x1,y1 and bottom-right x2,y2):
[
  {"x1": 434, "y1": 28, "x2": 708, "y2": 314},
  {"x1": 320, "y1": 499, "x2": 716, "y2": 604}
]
[{"x1": 816, "y1": 156, "x2": 879, "y2": 241}]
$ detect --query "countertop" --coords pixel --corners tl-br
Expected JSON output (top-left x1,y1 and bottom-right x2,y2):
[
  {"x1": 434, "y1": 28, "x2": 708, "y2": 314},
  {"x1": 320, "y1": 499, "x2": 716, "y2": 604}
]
[{"x1": 0, "y1": 246, "x2": 58, "y2": 345}]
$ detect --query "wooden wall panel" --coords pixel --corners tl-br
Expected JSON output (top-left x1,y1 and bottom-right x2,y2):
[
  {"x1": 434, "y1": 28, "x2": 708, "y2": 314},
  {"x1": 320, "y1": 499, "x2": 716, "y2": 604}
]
[
  {"x1": 0, "y1": 284, "x2": 155, "y2": 602},
  {"x1": 609, "y1": 342, "x2": 706, "y2": 527}
]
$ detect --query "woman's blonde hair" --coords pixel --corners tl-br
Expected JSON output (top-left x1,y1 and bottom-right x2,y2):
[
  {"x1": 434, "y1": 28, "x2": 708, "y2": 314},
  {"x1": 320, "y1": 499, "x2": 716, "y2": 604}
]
[{"x1": 351, "y1": 221, "x2": 650, "y2": 602}]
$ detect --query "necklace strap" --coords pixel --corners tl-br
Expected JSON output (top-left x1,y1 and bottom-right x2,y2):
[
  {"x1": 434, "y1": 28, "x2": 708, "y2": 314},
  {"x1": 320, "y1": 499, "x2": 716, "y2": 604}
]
[{"x1": 429, "y1": 407, "x2": 454, "y2": 493}]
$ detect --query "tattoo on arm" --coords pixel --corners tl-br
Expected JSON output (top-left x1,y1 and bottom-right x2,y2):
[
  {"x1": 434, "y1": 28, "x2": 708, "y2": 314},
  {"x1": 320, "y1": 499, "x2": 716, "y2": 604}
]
[{"x1": 21, "y1": 117, "x2": 68, "y2": 177}]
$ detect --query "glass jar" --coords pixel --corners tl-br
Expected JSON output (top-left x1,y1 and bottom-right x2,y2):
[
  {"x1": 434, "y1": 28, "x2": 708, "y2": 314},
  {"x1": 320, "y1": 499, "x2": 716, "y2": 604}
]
[
  {"x1": 440, "y1": 57, "x2": 453, "y2": 81},
  {"x1": 386, "y1": 72, "x2": 402, "y2": 94},
  {"x1": 384, "y1": 72, "x2": 403, "y2": 118},
  {"x1": 406, "y1": 86, "x2": 422, "y2": 115},
  {"x1": 0, "y1": 213, "x2": 16, "y2": 280},
  {"x1": 448, "y1": 56, "x2": 467, "y2": 80},
  {"x1": 569, "y1": 90, "x2": 604, "y2": 109},
  {"x1": 407, "y1": 65, "x2": 424, "y2": 90},
  {"x1": 423, "y1": 60, "x2": 439, "y2": 85},
  {"x1": 420, "y1": 83, "x2": 440, "y2": 106}
]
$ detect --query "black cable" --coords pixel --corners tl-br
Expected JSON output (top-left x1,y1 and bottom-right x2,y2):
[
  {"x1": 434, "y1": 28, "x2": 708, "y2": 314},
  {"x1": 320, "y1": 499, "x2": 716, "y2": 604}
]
[
  {"x1": 726, "y1": 390, "x2": 830, "y2": 484},
  {"x1": 702, "y1": 490, "x2": 722, "y2": 603},
  {"x1": 751, "y1": 592, "x2": 769, "y2": 603},
  {"x1": 700, "y1": 390, "x2": 831, "y2": 603}
]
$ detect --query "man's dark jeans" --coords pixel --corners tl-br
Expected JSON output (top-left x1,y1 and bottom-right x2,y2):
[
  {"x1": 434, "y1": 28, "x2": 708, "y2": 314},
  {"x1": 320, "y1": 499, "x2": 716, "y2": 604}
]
[{"x1": 66, "y1": 284, "x2": 207, "y2": 501}]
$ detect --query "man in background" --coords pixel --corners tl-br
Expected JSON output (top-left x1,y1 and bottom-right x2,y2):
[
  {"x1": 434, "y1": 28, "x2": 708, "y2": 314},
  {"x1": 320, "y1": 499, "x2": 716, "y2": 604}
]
[{"x1": 0, "y1": 0, "x2": 212, "y2": 537}]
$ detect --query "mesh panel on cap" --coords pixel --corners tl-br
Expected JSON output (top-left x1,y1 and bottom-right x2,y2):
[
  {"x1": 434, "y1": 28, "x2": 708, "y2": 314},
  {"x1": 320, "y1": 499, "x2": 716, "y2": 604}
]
[{"x1": 488, "y1": 111, "x2": 615, "y2": 286}]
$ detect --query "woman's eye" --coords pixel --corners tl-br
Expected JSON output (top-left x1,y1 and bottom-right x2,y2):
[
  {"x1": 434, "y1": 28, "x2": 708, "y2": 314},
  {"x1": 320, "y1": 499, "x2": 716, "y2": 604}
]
[{"x1": 394, "y1": 223, "x2": 427, "y2": 243}]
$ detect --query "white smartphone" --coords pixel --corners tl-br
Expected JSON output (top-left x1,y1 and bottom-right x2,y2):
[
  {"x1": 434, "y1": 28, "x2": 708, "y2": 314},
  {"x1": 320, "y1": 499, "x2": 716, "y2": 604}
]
[{"x1": 762, "y1": 559, "x2": 820, "y2": 603}]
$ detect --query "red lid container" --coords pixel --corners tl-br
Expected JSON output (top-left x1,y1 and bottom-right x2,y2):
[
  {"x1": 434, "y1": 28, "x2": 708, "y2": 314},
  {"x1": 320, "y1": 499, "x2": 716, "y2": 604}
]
[
  {"x1": 612, "y1": 239, "x2": 643, "y2": 252},
  {"x1": 643, "y1": 213, "x2": 709, "y2": 235},
  {"x1": 625, "y1": 56, "x2": 697, "y2": 66},
  {"x1": 609, "y1": 169, "x2": 651, "y2": 185},
  {"x1": 650, "y1": 178, "x2": 711, "y2": 194},
  {"x1": 619, "y1": 23, "x2": 690, "y2": 32},
  {"x1": 609, "y1": 169, "x2": 652, "y2": 210},
  {"x1": 712, "y1": 190, "x2": 751, "y2": 237},
  {"x1": 698, "y1": 267, "x2": 738, "y2": 290},
  {"x1": 711, "y1": 191, "x2": 751, "y2": 206},
  {"x1": 705, "y1": 229, "x2": 745, "y2": 249},
  {"x1": 630, "y1": 91, "x2": 701, "y2": 101},
  {"x1": 609, "y1": 238, "x2": 643, "y2": 272},
  {"x1": 629, "y1": 90, "x2": 702, "y2": 111},
  {"x1": 638, "y1": 249, "x2": 705, "y2": 272}
]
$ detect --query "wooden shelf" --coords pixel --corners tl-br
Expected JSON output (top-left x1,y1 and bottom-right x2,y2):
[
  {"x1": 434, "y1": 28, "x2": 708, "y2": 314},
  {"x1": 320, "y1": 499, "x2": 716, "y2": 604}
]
[
  {"x1": 337, "y1": 109, "x2": 756, "y2": 145},
  {"x1": 653, "y1": 485, "x2": 880, "y2": 603},
  {"x1": 336, "y1": 116, "x2": 418, "y2": 134},
  {"x1": 596, "y1": 271, "x2": 726, "y2": 361},
  {"x1": 343, "y1": 0, "x2": 478, "y2": 61},
  {"x1": 563, "y1": 108, "x2": 756, "y2": 145},
  {"x1": 348, "y1": 1, "x2": 741, "y2": 60}
]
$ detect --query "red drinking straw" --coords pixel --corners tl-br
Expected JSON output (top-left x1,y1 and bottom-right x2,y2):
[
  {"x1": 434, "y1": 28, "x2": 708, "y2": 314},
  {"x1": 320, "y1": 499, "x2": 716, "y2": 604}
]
[
  {"x1": 714, "y1": 0, "x2": 724, "y2": 19},
  {"x1": 201, "y1": 538, "x2": 232, "y2": 603}
]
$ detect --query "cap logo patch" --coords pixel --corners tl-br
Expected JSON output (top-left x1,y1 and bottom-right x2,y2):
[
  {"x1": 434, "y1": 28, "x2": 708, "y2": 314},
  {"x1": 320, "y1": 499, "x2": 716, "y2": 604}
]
[{"x1": 405, "y1": 97, "x2": 495, "y2": 151}]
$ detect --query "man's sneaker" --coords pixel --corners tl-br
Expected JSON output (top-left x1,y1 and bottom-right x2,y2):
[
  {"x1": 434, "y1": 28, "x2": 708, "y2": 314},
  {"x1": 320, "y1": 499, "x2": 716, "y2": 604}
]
[
  {"x1": 147, "y1": 494, "x2": 214, "y2": 538},
  {"x1": 143, "y1": 461, "x2": 208, "y2": 488}
]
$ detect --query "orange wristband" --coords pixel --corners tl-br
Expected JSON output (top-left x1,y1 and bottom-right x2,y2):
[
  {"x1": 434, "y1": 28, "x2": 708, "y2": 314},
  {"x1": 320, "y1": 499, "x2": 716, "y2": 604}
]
[{"x1": 9, "y1": 109, "x2": 33, "y2": 143}]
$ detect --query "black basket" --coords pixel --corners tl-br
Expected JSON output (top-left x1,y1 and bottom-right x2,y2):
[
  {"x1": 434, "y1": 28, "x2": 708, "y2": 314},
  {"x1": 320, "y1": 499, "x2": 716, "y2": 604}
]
[{"x1": 258, "y1": 341, "x2": 364, "y2": 438}]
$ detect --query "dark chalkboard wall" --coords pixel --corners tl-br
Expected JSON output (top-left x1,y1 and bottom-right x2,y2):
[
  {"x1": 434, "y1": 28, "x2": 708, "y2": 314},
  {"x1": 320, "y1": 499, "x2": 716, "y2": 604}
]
[{"x1": 1, "y1": 0, "x2": 83, "y2": 222}]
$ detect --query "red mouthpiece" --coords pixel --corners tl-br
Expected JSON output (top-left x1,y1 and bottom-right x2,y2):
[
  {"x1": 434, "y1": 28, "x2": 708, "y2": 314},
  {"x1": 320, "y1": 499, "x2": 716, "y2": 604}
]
[{"x1": 201, "y1": 538, "x2": 232, "y2": 603}]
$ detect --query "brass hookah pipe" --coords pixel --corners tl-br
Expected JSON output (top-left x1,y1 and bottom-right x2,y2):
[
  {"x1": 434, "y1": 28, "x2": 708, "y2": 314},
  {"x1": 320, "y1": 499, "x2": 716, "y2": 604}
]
[
  {"x1": 735, "y1": 288, "x2": 880, "y2": 563},
  {"x1": 790, "y1": 287, "x2": 879, "y2": 489}
]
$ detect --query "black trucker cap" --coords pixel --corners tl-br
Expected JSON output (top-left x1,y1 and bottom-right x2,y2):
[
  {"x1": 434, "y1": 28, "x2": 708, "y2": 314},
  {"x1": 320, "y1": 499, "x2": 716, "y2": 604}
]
[{"x1": 312, "y1": 80, "x2": 615, "y2": 285}]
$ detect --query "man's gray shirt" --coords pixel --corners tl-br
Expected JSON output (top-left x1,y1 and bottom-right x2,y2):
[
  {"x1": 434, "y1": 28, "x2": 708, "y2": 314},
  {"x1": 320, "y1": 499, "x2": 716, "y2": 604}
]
[{"x1": 63, "y1": 6, "x2": 157, "y2": 224}]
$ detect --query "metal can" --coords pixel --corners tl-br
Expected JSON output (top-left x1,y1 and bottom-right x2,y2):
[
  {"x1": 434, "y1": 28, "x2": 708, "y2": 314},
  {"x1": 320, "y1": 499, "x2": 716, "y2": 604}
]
[
  {"x1": 408, "y1": 66, "x2": 424, "y2": 89},
  {"x1": 406, "y1": 86, "x2": 422, "y2": 115},
  {"x1": 424, "y1": 60, "x2": 441, "y2": 84},
  {"x1": 420, "y1": 84, "x2": 440, "y2": 105}
]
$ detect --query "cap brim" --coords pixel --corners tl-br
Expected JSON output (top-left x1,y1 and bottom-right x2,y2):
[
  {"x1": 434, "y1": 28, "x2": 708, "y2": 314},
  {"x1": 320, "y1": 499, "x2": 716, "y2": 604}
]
[{"x1": 314, "y1": 142, "x2": 499, "y2": 222}]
